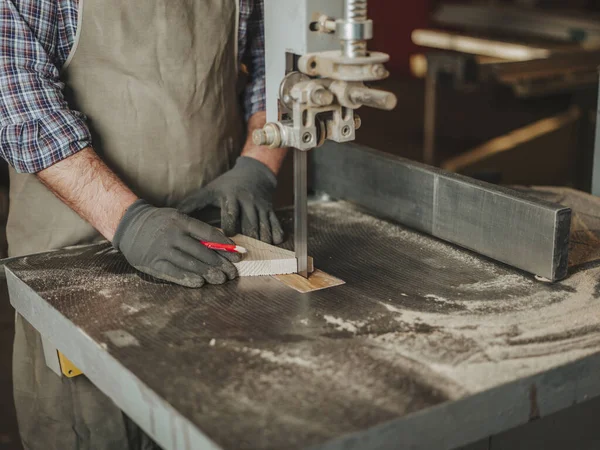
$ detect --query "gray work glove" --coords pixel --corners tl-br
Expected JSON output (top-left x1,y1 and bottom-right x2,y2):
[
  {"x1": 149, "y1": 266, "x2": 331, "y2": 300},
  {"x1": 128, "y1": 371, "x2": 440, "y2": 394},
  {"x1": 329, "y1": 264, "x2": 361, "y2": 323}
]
[
  {"x1": 113, "y1": 200, "x2": 241, "y2": 288},
  {"x1": 177, "y1": 156, "x2": 284, "y2": 244}
]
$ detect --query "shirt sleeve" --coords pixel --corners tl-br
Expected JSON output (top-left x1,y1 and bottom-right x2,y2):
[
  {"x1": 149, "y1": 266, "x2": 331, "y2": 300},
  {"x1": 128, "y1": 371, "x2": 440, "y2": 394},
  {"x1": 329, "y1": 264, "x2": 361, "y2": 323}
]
[
  {"x1": 0, "y1": 0, "x2": 91, "y2": 174},
  {"x1": 243, "y1": 0, "x2": 266, "y2": 121}
]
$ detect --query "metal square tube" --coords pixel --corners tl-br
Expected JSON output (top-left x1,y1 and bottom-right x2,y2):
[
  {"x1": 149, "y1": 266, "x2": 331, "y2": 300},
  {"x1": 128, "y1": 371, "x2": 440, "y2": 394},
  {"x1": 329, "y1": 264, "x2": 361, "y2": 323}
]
[{"x1": 312, "y1": 142, "x2": 571, "y2": 281}]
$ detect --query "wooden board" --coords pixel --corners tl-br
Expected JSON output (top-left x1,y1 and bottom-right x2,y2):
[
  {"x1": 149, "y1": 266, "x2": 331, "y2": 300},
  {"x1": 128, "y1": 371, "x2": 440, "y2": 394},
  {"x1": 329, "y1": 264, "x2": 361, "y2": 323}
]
[
  {"x1": 273, "y1": 269, "x2": 345, "y2": 293},
  {"x1": 231, "y1": 235, "x2": 313, "y2": 277}
]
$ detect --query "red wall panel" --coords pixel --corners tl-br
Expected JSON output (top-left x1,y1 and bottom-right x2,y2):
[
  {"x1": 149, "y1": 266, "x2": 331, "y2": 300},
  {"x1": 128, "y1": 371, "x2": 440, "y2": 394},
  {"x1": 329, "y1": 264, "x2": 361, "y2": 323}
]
[{"x1": 369, "y1": 0, "x2": 432, "y2": 75}]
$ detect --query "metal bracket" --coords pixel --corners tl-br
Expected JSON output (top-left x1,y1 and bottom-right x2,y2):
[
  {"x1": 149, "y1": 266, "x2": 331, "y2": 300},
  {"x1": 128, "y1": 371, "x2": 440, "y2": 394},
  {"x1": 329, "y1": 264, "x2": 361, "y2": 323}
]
[
  {"x1": 298, "y1": 51, "x2": 389, "y2": 81},
  {"x1": 41, "y1": 335, "x2": 83, "y2": 378}
]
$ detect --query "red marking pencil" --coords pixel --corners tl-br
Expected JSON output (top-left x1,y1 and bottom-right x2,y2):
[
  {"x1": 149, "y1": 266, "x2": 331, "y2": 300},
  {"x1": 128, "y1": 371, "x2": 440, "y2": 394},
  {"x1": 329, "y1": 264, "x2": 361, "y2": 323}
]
[{"x1": 200, "y1": 240, "x2": 247, "y2": 254}]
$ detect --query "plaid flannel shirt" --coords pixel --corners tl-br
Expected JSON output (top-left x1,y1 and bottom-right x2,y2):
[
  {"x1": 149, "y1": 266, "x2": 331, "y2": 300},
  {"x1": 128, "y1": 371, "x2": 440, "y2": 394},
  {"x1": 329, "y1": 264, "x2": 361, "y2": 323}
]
[{"x1": 0, "y1": 0, "x2": 266, "y2": 173}]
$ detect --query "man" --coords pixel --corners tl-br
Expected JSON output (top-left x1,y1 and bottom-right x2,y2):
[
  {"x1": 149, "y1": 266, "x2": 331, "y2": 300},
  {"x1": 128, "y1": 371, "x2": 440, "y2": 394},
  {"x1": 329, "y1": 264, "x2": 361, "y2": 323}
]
[{"x1": 0, "y1": 0, "x2": 286, "y2": 448}]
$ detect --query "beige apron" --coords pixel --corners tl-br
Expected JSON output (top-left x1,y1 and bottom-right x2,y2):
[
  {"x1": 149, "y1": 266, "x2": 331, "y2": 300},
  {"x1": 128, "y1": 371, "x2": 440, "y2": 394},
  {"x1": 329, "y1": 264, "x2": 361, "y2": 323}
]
[{"x1": 9, "y1": 0, "x2": 243, "y2": 448}]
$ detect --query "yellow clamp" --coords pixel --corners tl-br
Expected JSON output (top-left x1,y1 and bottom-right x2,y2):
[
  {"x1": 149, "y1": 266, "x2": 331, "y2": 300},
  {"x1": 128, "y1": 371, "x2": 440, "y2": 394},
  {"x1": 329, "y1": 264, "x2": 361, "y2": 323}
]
[{"x1": 58, "y1": 351, "x2": 83, "y2": 378}]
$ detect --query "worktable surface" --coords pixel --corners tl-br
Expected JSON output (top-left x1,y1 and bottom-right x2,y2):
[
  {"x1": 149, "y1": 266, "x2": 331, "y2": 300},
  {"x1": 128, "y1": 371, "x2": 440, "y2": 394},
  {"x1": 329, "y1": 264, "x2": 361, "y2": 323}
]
[{"x1": 7, "y1": 187, "x2": 600, "y2": 450}]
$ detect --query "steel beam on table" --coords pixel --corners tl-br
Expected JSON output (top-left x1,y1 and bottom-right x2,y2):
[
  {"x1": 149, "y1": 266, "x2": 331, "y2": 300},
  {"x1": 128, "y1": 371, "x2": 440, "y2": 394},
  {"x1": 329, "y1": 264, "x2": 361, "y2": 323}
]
[{"x1": 312, "y1": 142, "x2": 571, "y2": 281}]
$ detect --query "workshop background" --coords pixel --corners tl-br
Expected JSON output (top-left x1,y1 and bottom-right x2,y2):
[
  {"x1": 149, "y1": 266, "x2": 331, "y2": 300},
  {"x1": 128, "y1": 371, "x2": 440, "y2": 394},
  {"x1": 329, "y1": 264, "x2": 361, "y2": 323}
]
[{"x1": 3, "y1": 0, "x2": 600, "y2": 449}]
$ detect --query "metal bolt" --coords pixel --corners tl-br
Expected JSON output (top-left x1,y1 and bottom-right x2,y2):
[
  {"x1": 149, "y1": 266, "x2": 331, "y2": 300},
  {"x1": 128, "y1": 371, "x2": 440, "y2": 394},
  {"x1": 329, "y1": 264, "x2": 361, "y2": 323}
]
[
  {"x1": 253, "y1": 123, "x2": 283, "y2": 148},
  {"x1": 354, "y1": 114, "x2": 362, "y2": 130},
  {"x1": 371, "y1": 64, "x2": 388, "y2": 79},
  {"x1": 302, "y1": 132, "x2": 312, "y2": 143},
  {"x1": 310, "y1": 87, "x2": 334, "y2": 106},
  {"x1": 312, "y1": 15, "x2": 336, "y2": 34},
  {"x1": 253, "y1": 129, "x2": 268, "y2": 146},
  {"x1": 349, "y1": 86, "x2": 397, "y2": 111},
  {"x1": 341, "y1": 125, "x2": 351, "y2": 136}
]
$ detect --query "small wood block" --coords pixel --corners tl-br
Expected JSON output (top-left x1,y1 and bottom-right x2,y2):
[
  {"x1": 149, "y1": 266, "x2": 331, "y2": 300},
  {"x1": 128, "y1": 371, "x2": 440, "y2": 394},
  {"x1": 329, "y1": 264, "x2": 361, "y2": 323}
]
[
  {"x1": 273, "y1": 269, "x2": 345, "y2": 293},
  {"x1": 231, "y1": 235, "x2": 313, "y2": 277}
]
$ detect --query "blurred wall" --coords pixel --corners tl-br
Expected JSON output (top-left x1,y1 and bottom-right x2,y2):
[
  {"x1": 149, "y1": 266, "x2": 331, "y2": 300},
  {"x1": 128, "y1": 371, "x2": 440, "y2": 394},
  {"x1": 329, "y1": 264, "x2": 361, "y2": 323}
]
[{"x1": 369, "y1": 0, "x2": 431, "y2": 76}]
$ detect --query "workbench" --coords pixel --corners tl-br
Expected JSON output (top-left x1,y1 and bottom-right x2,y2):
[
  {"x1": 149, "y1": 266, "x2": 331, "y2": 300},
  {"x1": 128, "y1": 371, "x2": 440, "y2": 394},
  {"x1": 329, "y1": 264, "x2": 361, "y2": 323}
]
[{"x1": 6, "y1": 183, "x2": 600, "y2": 450}]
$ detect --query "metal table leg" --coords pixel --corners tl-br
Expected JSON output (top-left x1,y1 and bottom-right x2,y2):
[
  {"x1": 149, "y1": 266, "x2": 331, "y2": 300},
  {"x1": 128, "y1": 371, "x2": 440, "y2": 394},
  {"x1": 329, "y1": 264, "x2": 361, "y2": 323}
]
[{"x1": 424, "y1": 61, "x2": 438, "y2": 166}]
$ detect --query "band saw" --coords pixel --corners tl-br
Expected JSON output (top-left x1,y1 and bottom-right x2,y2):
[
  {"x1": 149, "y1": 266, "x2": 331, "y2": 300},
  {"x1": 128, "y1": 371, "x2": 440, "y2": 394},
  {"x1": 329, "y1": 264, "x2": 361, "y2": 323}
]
[
  {"x1": 252, "y1": 0, "x2": 398, "y2": 277},
  {"x1": 6, "y1": 1, "x2": 600, "y2": 450}
]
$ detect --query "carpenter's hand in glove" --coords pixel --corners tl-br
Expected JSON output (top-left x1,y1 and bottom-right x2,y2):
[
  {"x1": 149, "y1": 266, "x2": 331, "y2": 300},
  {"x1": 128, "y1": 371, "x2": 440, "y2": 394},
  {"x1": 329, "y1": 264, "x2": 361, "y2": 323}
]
[
  {"x1": 177, "y1": 156, "x2": 284, "y2": 244},
  {"x1": 113, "y1": 200, "x2": 241, "y2": 288}
]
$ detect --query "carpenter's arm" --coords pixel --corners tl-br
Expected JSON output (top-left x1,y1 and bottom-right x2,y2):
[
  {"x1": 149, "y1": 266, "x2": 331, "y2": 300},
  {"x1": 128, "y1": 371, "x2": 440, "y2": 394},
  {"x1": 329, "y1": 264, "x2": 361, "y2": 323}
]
[
  {"x1": 0, "y1": 1, "x2": 90, "y2": 173},
  {"x1": 37, "y1": 148, "x2": 138, "y2": 241},
  {"x1": 0, "y1": 2, "x2": 138, "y2": 240},
  {"x1": 1, "y1": 1, "x2": 238, "y2": 287}
]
